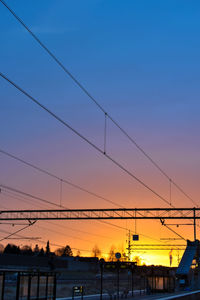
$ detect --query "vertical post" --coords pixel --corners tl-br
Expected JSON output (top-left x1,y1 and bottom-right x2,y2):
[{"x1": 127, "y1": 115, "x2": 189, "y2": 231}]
[
  {"x1": 81, "y1": 286, "x2": 84, "y2": 300},
  {"x1": 45, "y1": 273, "x2": 49, "y2": 300},
  {"x1": 100, "y1": 261, "x2": 103, "y2": 300},
  {"x1": 72, "y1": 287, "x2": 74, "y2": 300},
  {"x1": 131, "y1": 268, "x2": 134, "y2": 297},
  {"x1": 53, "y1": 274, "x2": 57, "y2": 300},
  {"x1": 37, "y1": 273, "x2": 40, "y2": 299},
  {"x1": 135, "y1": 210, "x2": 137, "y2": 235},
  {"x1": 1, "y1": 272, "x2": 5, "y2": 300},
  {"x1": 194, "y1": 207, "x2": 196, "y2": 241},
  {"x1": 128, "y1": 230, "x2": 131, "y2": 262},
  {"x1": 117, "y1": 260, "x2": 120, "y2": 300},
  {"x1": 27, "y1": 275, "x2": 31, "y2": 300},
  {"x1": 16, "y1": 272, "x2": 20, "y2": 300}
]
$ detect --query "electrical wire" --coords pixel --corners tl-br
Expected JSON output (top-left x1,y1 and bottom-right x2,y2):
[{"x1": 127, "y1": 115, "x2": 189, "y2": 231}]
[
  {"x1": 1, "y1": 149, "x2": 176, "y2": 242},
  {"x1": 1, "y1": 189, "x2": 116, "y2": 240},
  {"x1": 0, "y1": 185, "x2": 170, "y2": 246},
  {"x1": 162, "y1": 223, "x2": 186, "y2": 241},
  {"x1": 0, "y1": 0, "x2": 197, "y2": 208},
  {"x1": 0, "y1": 183, "x2": 66, "y2": 208},
  {"x1": 0, "y1": 149, "x2": 123, "y2": 208},
  {"x1": 0, "y1": 222, "x2": 35, "y2": 242},
  {"x1": 0, "y1": 72, "x2": 171, "y2": 207},
  {"x1": 0, "y1": 200, "x2": 102, "y2": 253},
  {"x1": 130, "y1": 244, "x2": 186, "y2": 247},
  {"x1": 0, "y1": 0, "x2": 197, "y2": 246}
]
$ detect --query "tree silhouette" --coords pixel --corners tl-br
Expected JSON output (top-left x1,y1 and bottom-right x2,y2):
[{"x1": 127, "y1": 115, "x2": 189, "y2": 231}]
[
  {"x1": 33, "y1": 244, "x2": 40, "y2": 254},
  {"x1": 38, "y1": 247, "x2": 45, "y2": 256},
  {"x1": 46, "y1": 240, "x2": 50, "y2": 256},
  {"x1": 92, "y1": 245, "x2": 101, "y2": 258},
  {"x1": 108, "y1": 245, "x2": 116, "y2": 261},
  {"x1": 21, "y1": 245, "x2": 33, "y2": 256},
  {"x1": 4, "y1": 243, "x2": 20, "y2": 255},
  {"x1": 55, "y1": 245, "x2": 73, "y2": 256}
]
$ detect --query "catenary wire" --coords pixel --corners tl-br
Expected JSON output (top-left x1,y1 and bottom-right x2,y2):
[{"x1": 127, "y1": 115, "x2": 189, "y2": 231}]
[
  {"x1": 1, "y1": 189, "x2": 119, "y2": 241},
  {"x1": 0, "y1": 185, "x2": 175, "y2": 245},
  {"x1": 1, "y1": 0, "x2": 198, "y2": 243},
  {"x1": 0, "y1": 222, "x2": 35, "y2": 242},
  {"x1": 0, "y1": 149, "x2": 174, "y2": 242},
  {"x1": 0, "y1": 0, "x2": 197, "y2": 208},
  {"x1": 0, "y1": 72, "x2": 171, "y2": 207},
  {"x1": 0, "y1": 200, "x2": 106, "y2": 253},
  {"x1": 0, "y1": 149, "x2": 123, "y2": 208}
]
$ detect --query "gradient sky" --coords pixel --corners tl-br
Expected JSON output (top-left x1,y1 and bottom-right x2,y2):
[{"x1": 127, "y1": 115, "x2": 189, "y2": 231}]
[{"x1": 1, "y1": 0, "x2": 200, "y2": 266}]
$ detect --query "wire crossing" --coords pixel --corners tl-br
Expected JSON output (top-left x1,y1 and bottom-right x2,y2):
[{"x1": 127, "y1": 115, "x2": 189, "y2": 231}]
[
  {"x1": 0, "y1": 148, "x2": 123, "y2": 208},
  {"x1": 0, "y1": 0, "x2": 197, "y2": 208},
  {"x1": 0, "y1": 72, "x2": 171, "y2": 207}
]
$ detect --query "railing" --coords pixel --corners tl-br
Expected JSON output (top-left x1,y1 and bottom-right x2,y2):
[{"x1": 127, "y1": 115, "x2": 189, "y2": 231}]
[{"x1": 0, "y1": 269, "x2": 56, "y2": 300}]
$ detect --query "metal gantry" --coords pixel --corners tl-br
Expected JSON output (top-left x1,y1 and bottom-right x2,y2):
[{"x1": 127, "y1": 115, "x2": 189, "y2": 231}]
[{"x1": 0, "y1": 207, "x2": 199, "y2": 220}]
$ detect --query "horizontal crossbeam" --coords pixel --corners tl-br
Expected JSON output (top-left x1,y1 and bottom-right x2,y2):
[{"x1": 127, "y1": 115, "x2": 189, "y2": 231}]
[{"x1": 0, "y1": 207, "x2": 199, "y2": 221}]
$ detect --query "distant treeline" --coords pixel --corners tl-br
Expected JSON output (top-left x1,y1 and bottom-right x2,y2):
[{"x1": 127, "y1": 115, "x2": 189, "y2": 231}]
[
  {"x1": 0, "y1": 241, "x2": 73, "y2": 257},
  {"x1": 0, "y1": 242, "x2": 143, "y2": 264}
]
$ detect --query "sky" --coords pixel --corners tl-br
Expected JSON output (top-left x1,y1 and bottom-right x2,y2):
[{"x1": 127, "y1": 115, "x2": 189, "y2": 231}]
[{"x1": 1, "y1": 0, "x2": 200, "y2": 266}]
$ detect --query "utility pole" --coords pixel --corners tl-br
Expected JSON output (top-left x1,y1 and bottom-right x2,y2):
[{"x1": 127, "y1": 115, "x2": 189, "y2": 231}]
[
  {"x1": 194, "y1": 207, "x2": 196, "y2": 241},
  {"x1": 127, "y1": 230, "x2": 131, "y2": 261}
]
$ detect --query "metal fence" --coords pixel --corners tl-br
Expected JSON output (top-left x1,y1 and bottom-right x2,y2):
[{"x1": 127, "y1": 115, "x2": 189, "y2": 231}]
[{"x1": 0, "y1": 270, "x2": 56, "y2": 300}]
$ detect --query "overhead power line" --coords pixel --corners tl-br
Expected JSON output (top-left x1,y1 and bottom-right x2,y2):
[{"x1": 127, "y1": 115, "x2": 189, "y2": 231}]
[
  {"x1": 0, "y1": 0, "x2": 193, "y2": 241},
  {"x1": 0, "y1": 221, "x2": 35, "y2": 242},
  {"x1": 0, "y1": 0, "x2": 196, "y2": 243},
  {"x1": 129, "y1": 248, "x2": 186, "y2": 251},
  {"x1": 0, "y1": 228, "x2": 39, "y2": 241},
  {"x1": 131, "y1": 244, "x2": 186, "y2": 247},
  {"x1": 0, "y1": 198, "x2": 110, "y2": 253},
  {"x1": 0, "y1": 73, "x2": 187, "y2": 240},
  {"x1": 0, "y1": 0, "x2": 197, "y2": 208},
  {"x1": 1, "y1": 186, "x2": 133, "y2": 243},
  {"x1": 0, "y1": 148, "x2": 123, "y2": 208},
  {"x1": 0, "y1": 150, "x2": 184, "y2": 242},
  {"x1": 0, "y1": 226, "x2": 92, "y2": 253},
  {"x1": 2, "y1": 190, "x2": 54, "y2": 210},
  {"x1": 2, "y1": 154, "x2": 187, "y2": 241},
  {"x1": 2, "y1": 189, "x2": 113, "y2": 240},
  {"x1": 0, "y1": 72, "x2": 171, "y2": 207},
  {"x1": 0, "y1": 183, "x2": 66, "y2": 209},
  {"x1": 161, "y1": 223, "x2": 186, "y2": 241},
  {"x1": 0, "y1": 0, "x2": 106, "y2": 114},
  {"x1": 36, "y1": 224, "x2": 94, "y2": 245},
  {"x1": 0, "y1": 185, "x2": 173, "y2": 245},
  {"x1": 0, "y1": 200, "x2": 109, "y2": 253}
]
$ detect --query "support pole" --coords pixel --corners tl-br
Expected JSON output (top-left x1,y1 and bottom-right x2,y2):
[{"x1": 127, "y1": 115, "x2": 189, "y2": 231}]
[
  {"x1": 131, "y1": 268, "x2": 134, "y2": 297},
  {"x1": 194, "y1": 207, "x2": 196, "y2": 241},
  {"x1": 45, "y1": 273, "x2": 49, "y2": 300},
  {"x1": 27, "y1": 274, "x2": 31, "y2": 300},
  {"x1": 117, "y1": 260, "x2": 120, "y2": 300},
  {"x1": 1, "y1": 272, "x2": 5, "y2": 300},
  {"x1": 53, "y1": 274, "x2": 57, "y2": 300},
  {"x1": 100, "y1": 260, "x2": 103, "y2": 300},
  {"x1": 16, "y1": 272, "x2": 20, "y2": 300},
  {"x1": 37, "y1": 273, "x2": 40, "y2": 299}
]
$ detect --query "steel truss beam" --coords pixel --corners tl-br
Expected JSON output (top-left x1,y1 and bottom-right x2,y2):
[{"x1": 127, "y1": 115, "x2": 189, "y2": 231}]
[{"x1": 0, "y1": 207, "x2": 199, "y2": 221}]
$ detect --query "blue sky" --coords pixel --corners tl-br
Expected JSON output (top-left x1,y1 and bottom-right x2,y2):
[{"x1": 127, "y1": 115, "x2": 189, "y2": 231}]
[{"x1": 1, "y1": 0, "x2": 200, "y2": 263}]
